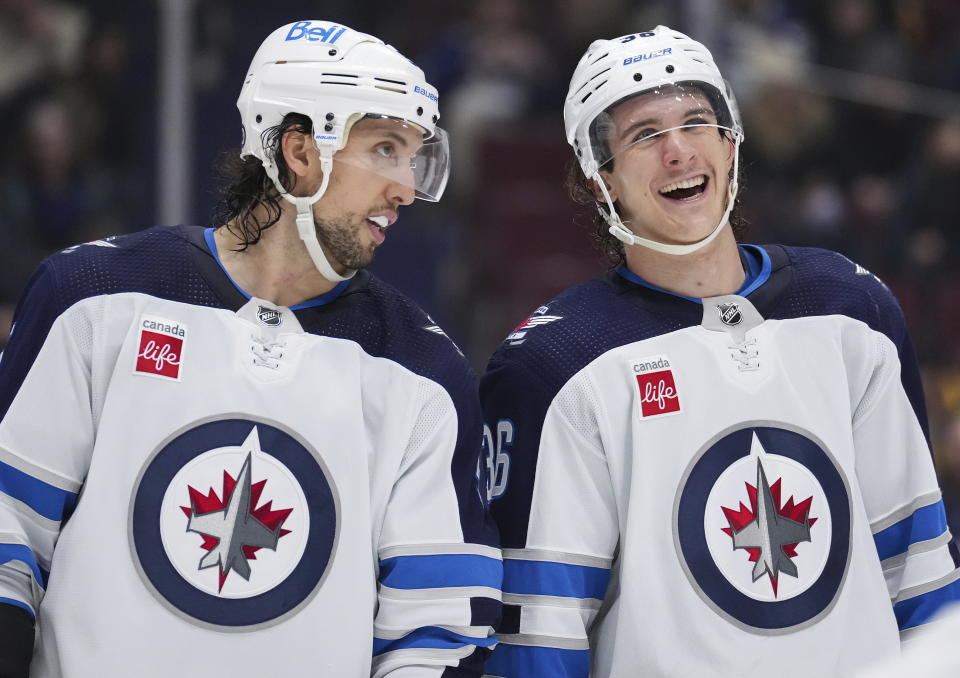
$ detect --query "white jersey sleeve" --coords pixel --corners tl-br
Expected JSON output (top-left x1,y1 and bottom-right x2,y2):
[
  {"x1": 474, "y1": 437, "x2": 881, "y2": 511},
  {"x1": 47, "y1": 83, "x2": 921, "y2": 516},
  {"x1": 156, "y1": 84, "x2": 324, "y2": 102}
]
[
  {"x1": 373, "y1": 374, "x2": 502, "y2": 677},
  {"x1": 0, "y1": 261, "x2": 89, "y2": 622},
  {"x1": 480, "y1": 357, "x2": 616, "y2": 677},
  {"x1": 847, "y1": 293, "x2": 959, "y2": 634}
]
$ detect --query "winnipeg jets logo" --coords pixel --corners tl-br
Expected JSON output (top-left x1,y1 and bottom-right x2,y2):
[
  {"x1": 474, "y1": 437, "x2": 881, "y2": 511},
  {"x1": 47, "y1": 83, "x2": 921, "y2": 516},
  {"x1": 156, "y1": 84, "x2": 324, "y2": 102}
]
[
  {"x1": 506, "y1": 308, "x2": 563, "y2": 346},
  {"x1": 181, "y1": 430, "x2": 292, "y2": 592},
  {"x1": 721, "y1": 457, "x2": 815, "y2": 596},
  {"x1": 675, "y1": 424, "x2": 851, "y2": 633},
  {"x1": 423, "y1": 324, "x2": 448, "y2": 336},
  {"x1": 717, "y1": 302, "x2": 742, "y2": 326},
  {"x1": 132, "y1": 417, "x2": 339, "y2": 629},
  {"x1": 61, "y1": 237, "x2": 119, "y2": 254}
]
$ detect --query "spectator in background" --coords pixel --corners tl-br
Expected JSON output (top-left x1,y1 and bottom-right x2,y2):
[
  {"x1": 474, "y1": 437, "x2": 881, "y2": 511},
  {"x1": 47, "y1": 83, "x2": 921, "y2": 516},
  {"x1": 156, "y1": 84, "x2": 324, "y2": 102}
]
[
  {"x1": 417, "y1": 0, "x2": 552, "y2": 197},
  {"x1": 900, "y1": 119, "x2": 960, "y2": 277},
  {"x1": 0, "y1": 0, "x2": 88, "y2": 127},
  {"x1": 0, "y1": 97, "x2": 121, "y2": 305}
]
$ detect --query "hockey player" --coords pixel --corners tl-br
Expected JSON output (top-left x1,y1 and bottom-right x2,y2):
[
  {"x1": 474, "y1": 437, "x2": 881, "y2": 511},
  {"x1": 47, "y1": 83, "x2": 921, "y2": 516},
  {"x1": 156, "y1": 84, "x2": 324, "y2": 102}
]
[
  {"x1": 480, "y1": 25, "x2": 960, "y2": 677},
  {"x1": 0, "y1": 20, "x2": 500, "y2": 677}
]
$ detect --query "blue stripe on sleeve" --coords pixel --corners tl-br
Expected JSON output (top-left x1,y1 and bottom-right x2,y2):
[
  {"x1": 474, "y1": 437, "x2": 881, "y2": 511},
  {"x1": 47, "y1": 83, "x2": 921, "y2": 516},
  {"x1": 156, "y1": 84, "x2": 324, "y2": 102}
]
[
  {"x1": 485, "y1": 643, "x2": 589, "y2": 678},
  {"x1": 372, "y1": 626, "x2": 496, "y2": 656},
  {"x1": 502, "y1": 559, "x2": 609, "y2": 600},
  {"x1": 0, "y1": 460, "x2": 77, "y2": 522},
  {"x1": 378, "y1": 554, "x2": 502, "y2": 590},
  {"x1": 0, "y1": 543, "x2": 46, "y2": 589},
  {"x1": 873, "y1": 501, "x2": 949, "y2": 561},
  {"x1": 894, "y1": 577, "x2": 960, "y2": 630},
  {"x1": 0, "y1": 596, "x2": 35, "y2": 620}
]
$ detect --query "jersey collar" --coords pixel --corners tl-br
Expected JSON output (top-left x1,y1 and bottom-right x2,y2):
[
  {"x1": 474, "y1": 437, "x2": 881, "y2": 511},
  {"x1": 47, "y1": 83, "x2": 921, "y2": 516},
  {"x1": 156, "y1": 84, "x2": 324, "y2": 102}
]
[
  {"x1": 203, "y1": 227, "x2": 350, "y2": 310},
  {"x1": 615, "y1": 244, "x2": 771, "y2": 303}
]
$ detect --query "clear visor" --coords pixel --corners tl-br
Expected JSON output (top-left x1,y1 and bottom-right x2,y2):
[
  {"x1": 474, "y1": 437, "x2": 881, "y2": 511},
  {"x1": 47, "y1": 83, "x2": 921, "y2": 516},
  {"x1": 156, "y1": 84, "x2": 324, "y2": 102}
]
[
  {"x1": 333, "y1": 116, "x2": 450, "y2": 202},
  {"x1": 589, "y1": 82, "x2": 739, "y2": 170}
]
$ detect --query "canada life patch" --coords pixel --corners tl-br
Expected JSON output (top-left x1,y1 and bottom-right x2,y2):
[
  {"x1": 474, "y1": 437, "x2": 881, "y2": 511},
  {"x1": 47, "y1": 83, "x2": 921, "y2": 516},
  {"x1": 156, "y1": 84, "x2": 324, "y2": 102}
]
[
  {"x1": 632, "y1": 354, "x2": 681, "y2": 418},
  {"x1": 135, "y1": 315, "x2": 186, "y2": 380}
]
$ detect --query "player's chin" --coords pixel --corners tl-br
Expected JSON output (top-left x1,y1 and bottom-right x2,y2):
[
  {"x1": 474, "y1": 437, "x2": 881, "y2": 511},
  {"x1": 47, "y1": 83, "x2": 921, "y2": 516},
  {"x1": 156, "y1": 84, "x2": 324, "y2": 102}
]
[{"x1": 353, "y1": 246, "x2": 378, "y2": 271}]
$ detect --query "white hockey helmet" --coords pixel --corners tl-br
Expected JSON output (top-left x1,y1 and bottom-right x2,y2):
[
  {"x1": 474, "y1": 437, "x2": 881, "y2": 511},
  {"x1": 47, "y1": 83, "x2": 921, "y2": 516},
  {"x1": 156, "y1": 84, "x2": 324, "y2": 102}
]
[
  {"x1": 563, "y1": 26, "x2": 744, "y2": 256},
  {"x1": 237, "y1": 21, "x2": 449, "y2": 280}
]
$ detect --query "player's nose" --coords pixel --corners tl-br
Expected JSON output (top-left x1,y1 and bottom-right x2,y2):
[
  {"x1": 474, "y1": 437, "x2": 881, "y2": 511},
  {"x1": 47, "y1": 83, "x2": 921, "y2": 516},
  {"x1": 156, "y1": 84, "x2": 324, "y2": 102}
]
[
  {"x1": 388, "y1": 177, "x2": 415, "y2": 207},
  {"x1": 660, "y1": 129, "x2": 696, "y2": 167}
]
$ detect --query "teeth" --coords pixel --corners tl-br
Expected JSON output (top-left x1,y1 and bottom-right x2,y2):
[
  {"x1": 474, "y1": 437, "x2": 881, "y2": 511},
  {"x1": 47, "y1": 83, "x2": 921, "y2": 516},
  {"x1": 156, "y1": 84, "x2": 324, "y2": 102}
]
[
  {"x1": 369, "y1": 216, "x2": 389, "y2": 228},
  {"x1": 659, "y1": 175, "x2": 705, "y2": 194}
]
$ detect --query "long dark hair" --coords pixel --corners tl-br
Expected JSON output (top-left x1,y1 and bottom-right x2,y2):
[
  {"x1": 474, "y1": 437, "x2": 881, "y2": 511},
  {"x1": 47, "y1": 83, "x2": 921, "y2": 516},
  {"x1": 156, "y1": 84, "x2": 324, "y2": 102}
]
[
  {"x1": 211, "y1": 113, "x2": 312, "y2": 249},
  {"x1": 564, "y1": 131, "x2": 747, "y2": 268}
]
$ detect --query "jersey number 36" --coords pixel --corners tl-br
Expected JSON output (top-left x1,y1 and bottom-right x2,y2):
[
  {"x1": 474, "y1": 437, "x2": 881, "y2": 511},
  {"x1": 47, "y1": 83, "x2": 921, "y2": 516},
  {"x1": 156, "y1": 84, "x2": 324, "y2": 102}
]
[{"x1": 481, "y1": 420, "x2": 513, "y2": 502}]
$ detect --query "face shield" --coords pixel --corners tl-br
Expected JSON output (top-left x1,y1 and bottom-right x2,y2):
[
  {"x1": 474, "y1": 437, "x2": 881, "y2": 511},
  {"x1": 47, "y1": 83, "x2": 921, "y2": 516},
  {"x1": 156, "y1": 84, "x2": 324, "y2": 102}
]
[
  {"x1": 583, "y1": 81, "x2": 745, "y2": 256},
  {"x1": 588, "y1": 82, "x2": 741, "y2": 172},
  {"x1": 332, "y1": 115, "x2": 450, "y2": 202}
]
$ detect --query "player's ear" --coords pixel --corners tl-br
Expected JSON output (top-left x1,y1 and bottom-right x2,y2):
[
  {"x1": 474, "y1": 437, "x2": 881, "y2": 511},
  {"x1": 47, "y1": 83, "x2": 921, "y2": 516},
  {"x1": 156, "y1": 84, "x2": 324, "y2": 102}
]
[
  {"x1": 592, "y1": 171, "x2": 618, "y2": 203},
  {"x1": 281, "y1": 130, "x2": 314, "y2": 180}
]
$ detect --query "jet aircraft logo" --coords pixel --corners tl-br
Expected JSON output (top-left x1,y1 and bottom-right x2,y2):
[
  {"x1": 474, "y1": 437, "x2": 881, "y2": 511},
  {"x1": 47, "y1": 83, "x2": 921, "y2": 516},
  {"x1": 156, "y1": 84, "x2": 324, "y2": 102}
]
[
  {"x1": 721, "y1": 457, "x2": 815, "y2": 596},
  {"x1": 131, "y1": 418, "x2": 339, "y2": 629},
  {"x1": 181, "y1": 436, "x2": 293, "y2": 592},
  {"x1": 506, "y1": 308, "x2": 563, "y2": 346},
  {"x1": 674, "y1": 424, "x2": 851, "y2": 633}
]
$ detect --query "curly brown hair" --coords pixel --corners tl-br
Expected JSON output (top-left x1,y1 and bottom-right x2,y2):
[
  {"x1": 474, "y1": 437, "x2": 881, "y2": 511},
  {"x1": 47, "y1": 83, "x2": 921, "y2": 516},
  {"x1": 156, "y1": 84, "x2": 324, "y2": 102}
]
[
  {"x1": 563, "y1": 132, "x2": 748, "y2": 268},
  {"x1": 211, "y1": 112, "x2": 312, "y2": 249}
]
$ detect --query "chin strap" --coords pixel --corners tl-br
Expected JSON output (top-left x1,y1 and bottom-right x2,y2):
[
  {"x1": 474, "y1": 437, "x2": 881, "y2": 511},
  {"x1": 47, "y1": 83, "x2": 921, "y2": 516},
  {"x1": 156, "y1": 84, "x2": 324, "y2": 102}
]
[
  {"x1": 595, "y1": 141, "x2": 741, "y2": 256},
  {"x1": 264, "y1": 151, "x2": 356, "y2": 283}
]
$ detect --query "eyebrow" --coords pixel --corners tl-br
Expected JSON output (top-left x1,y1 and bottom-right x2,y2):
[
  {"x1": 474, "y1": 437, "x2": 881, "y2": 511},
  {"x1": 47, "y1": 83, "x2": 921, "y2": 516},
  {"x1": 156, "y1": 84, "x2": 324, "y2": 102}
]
[
  {"x1": 359, "y1": 128, "x2": 413, "y2": 149},
  {"x1": 618, "y1": 107, "x2": 715, "y2": 141}
]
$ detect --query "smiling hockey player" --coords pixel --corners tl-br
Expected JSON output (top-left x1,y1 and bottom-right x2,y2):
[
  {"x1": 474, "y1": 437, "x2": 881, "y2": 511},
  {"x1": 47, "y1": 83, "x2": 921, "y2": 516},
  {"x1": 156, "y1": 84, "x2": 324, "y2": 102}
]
[{"x1": 480, "y1": 25, "x2": 960, "y2": 678}]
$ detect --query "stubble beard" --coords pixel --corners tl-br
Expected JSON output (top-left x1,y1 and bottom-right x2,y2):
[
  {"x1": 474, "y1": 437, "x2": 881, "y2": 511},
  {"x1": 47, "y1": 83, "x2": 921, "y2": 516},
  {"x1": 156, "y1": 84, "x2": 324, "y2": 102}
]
[{"x1": 314, "y1": 213, "x2": 376, "y2": 271}]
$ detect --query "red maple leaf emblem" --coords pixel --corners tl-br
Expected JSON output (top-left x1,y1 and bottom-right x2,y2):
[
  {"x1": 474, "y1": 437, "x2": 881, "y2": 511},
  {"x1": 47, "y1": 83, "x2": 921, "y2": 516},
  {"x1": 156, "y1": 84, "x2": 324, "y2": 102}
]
[
  {"x1": 180, "y1": 470, "x2": 292, "y2": 590},
  {"x1": 720, "y1": 478, "x2": 816, "y2": 596}
]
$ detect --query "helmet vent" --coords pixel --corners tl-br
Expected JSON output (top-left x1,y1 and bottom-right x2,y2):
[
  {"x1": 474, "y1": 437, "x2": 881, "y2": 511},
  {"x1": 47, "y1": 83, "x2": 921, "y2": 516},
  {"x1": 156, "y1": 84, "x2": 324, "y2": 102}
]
[
  {"x1": 588, "y1": 51, "x2": 609, "y2": 65},
  {"x1": 321, "y1": 72, "x2": 359, "y2": 78},
  {"x1": 373, "y1": 76, "x2": 408, "y2": 95},
  {"x1": 573, "y1": 67, "x2": 611, "y2": 95},
  {"x1": 589, "y1": 67, "x2": 611, "y2": 83},
  {"x1": 580, "y1": 80, "x2": 607, "y2": 104}
]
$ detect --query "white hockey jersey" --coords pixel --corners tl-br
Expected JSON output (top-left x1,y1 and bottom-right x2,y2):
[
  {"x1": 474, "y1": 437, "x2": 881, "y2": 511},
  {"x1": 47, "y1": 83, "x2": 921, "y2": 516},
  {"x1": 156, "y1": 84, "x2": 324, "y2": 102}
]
[
  {"x1": 480, "y1": 244, "x2": 960, "y2": 678},
  {"x1": 0, "y1": 226, "x2": 501, "y2": 677}
]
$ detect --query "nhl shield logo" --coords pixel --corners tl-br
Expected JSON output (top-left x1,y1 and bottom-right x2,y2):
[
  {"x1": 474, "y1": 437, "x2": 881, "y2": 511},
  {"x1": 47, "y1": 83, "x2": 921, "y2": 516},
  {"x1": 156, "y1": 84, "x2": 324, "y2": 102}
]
[
  {"x1": 717, "y1": 302, "x2": 742, "y2": 327},
  {"x1": 257, "y1": 306, "x2": 282, "y2": 327},
  {"x1": 674, "y1": 423, "x2": 851, "y2": 633},
  {"x1": 130, "y1": 417, "x2": 339, "y2": 629}
]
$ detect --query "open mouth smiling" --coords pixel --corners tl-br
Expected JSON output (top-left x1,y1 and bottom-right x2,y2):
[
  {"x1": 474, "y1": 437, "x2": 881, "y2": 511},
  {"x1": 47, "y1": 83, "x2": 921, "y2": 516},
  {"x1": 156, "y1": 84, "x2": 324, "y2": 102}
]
[{"x1": 658, "y1": 174, "x2": 708, "y2": 201}]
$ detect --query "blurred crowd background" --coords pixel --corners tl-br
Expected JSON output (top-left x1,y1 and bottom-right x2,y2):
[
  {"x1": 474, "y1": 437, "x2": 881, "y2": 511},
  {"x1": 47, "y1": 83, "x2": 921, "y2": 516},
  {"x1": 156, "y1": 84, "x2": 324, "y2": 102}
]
[{"x1": 3, "y1": 0, "x2": 960, "y2": 522}]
